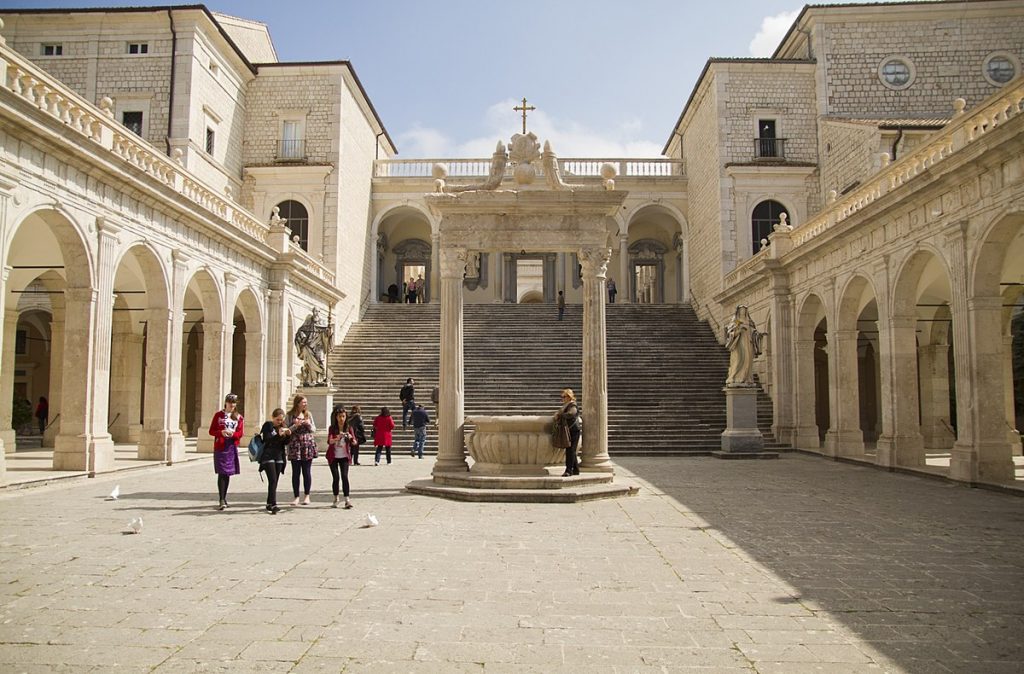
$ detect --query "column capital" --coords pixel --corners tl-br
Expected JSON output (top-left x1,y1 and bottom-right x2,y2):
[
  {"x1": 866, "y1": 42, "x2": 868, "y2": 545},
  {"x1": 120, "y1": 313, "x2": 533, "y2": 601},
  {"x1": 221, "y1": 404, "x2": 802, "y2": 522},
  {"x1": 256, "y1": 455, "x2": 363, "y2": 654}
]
[
  {"x1": 439, "y1": 246, "x2": 467, "y2": 279},
  {"x1": 96, "y1": 216, "x2": 122, "y2": 238},
  {"x1": 578, "y1": 247, "x2": 611, "y2": 279}
]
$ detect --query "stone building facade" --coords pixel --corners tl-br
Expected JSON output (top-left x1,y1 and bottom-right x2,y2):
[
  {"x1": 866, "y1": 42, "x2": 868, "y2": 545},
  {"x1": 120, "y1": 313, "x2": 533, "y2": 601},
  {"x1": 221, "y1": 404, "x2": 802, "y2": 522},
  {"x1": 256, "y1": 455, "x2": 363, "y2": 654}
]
[{"x1": 0, "y1": 0, "x2": 1022, "y2": 489}]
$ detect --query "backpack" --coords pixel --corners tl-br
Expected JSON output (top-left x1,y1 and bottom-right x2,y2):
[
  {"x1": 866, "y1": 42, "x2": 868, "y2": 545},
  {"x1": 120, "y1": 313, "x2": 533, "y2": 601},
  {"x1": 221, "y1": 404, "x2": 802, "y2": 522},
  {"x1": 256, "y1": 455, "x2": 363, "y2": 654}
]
[{"x1": 247, "y1": 433, "x2": 265, "y2": 462}]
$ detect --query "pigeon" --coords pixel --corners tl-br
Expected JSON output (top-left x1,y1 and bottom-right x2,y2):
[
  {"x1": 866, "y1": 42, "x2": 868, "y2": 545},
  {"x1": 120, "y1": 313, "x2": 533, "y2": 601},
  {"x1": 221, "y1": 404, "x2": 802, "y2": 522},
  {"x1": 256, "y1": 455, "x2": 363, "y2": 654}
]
[
  {"x1": 363, "y1": 513, "x2": 379, "y2": 528},
  {"x1": 127, "y1": 517, "x2": 143, "y2": 534},
  {"x1": 106, "y1": 485, "x2": 120, "y2": 501}
]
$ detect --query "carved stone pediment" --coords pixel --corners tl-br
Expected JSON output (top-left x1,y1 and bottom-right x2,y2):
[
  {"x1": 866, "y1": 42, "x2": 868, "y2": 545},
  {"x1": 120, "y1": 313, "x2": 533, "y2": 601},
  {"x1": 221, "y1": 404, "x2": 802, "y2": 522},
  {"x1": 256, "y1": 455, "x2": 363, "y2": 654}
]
[
  {"x1": 393, "y1": 238, "x2": 431, "y2": 260},
  {"x1": 628, "y1": 238, "x2": 669, "y2": 260}
]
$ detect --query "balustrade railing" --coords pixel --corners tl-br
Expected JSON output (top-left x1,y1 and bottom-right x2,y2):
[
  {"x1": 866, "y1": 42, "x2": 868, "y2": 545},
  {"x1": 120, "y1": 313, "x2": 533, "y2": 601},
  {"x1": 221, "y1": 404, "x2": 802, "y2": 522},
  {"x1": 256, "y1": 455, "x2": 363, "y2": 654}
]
[
  {"x1": 753, "y1": 137, "x2": 786, "y2": 160},
  {"x1": 278, "y1": 138, "x2": 305, "y2": 161},
  {"x1": 374, "y1": 157, "x2": 683, "y2": 179}
]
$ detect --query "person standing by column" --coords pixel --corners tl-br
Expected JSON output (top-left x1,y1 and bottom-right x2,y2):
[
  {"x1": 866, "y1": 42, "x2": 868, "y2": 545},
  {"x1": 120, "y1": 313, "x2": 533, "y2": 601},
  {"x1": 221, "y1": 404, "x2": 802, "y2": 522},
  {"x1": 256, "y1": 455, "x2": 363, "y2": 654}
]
[
  {"x1": 373, "y1": 406, "x2": 395, "y2": 466},
  {"x1": 410, "y1": 403, "x2": 429, "y2": 459},
  {"x1": 607, "y1": 278, "x2": 617, "y2": 304},
  {"x1": 348, "y1": 404, "x2": 366, "y2": 465},
  {"x1": 557, "y1": 291, "x2": 565, "y2": 321},
  {"x1": 258, "y1": 408, "x2": 290, "y2": 514},
  {"x1": 555, "y1": 389, "x2": 581, "y2": 477},
  {"x1": 286, "y1": 394, "x2": 317, "y2": 506},
  {"x1": 400, "y1": 378, "x2": 416, "y2": 430},
  {"x1": 327, "y1": 405, "x2": 354, "y2": 509},
  {"x1": 209, "y1": 393, "x2": 243, "y2": 510}
]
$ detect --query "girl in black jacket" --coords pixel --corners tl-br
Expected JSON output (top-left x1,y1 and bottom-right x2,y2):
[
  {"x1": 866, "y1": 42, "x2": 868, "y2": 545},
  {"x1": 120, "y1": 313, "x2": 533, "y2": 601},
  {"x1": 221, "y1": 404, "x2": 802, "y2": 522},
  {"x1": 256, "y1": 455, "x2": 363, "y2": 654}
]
[
  {"x1": 348, "y1": 405, "x2": 367, "y2": 465},
  {"x1": 259, "y1": 408, "x2": 290, "y2": 513}
]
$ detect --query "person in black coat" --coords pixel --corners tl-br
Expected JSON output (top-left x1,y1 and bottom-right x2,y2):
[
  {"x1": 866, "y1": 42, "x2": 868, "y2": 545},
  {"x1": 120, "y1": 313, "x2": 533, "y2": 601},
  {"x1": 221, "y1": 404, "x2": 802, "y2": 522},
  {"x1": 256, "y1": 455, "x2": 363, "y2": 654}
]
[
  {"x1": 259, "y1": 408, "x2": 290, "y2": 513},
  {"x1": 348, "y1": 405, "x2": 367, "y2": 465}
]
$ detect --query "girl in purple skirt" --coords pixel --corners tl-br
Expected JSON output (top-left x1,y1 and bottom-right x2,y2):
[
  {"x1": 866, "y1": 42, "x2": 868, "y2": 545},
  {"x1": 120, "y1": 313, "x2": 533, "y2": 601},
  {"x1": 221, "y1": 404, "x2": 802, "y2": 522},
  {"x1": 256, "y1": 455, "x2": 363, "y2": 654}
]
[{"x1": 208, "y1": 393, "x2": 243, "y2": 510}]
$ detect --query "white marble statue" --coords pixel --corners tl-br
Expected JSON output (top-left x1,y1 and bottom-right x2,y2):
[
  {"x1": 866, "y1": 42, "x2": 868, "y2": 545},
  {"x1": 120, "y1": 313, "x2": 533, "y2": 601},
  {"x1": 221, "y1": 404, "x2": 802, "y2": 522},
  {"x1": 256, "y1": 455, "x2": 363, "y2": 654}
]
[
  {"x1": 295, "y1": 308, "x2": 335, "y2": 387},
  {"x1": 724, "y1": 305, "x2": 762, "y2": 386}
]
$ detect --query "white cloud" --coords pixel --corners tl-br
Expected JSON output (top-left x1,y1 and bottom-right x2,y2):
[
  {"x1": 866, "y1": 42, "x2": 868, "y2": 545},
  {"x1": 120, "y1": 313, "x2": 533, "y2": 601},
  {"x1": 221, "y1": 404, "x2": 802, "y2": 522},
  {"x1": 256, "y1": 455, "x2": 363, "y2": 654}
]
[
  {"x1": 396, "y1": 99, "x2": 664, "y2": 158},
  {"x1": 749, "y1": 10, "x2": 800, "y2": 58}
]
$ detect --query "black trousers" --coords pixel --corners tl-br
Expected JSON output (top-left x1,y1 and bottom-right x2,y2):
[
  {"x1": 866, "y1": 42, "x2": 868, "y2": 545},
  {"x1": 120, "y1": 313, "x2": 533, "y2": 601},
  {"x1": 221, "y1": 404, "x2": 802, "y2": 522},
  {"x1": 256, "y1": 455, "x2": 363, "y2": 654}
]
[
  {"x1": 329, "y1": 458, "x2": 351, "y2": 497},
  {"x1": 263, "y1": 461, "x2": 284, "y2": 506},
  {"x1": 351, "y1": 443, "x2": 361, "y2": 464},
  {"x1": 291, "y1": 459, "x2": 312, "y2": 496},
  {"x1": 565, "y1": 427, "x2": 581, "y2": 474}
]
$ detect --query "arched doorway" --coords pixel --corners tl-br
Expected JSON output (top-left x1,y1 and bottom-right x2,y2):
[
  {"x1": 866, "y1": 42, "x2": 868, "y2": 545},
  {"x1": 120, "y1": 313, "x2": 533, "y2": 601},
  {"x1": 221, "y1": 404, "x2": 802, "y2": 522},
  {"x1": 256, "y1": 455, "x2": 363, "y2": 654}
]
[
  {"x1": 795, "y1": 293, "x2": 828, "y2": 450},
  {"x1": 230, "y1": 288, "x2": 265, "y2": 420},
  {"x1": 375, "y1": 206, "x2": 433, "y2": 303},
  {"x1": 835, "y1": 275, "x2": 881, "y2": 457},
  {"x1": 623, "y1": 205, "x2": 687, "y2": 304},
  {"x1": 180, "y1": 270, "x2": 223, "y2": 452}
]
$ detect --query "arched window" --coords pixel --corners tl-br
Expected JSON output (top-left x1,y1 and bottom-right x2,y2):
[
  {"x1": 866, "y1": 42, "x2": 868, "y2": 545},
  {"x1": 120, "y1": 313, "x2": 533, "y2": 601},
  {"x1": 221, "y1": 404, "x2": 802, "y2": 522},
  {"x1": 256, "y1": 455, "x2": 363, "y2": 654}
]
[
  {"x1": 276, "y1": 200, "x2": 309, "y2": 251},
  {"x1": 751, "y1": 200, "x2": 788, "y2": 254}
]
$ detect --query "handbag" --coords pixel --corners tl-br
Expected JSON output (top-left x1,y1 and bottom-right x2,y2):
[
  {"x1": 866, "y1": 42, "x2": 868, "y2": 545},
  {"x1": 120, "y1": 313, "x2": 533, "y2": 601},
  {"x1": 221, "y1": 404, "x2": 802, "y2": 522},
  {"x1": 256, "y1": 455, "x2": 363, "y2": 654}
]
[{"x1": 552, "y1": 421, "x2": 571, "y2": 449}]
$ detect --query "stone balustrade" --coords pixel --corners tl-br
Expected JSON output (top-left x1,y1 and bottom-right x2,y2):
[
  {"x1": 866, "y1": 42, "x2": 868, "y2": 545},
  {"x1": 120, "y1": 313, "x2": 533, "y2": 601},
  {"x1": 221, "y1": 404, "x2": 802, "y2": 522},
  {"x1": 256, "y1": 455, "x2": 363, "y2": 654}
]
[{"x1": 375, "y1": 157, "x2": 683, "y2": 179}]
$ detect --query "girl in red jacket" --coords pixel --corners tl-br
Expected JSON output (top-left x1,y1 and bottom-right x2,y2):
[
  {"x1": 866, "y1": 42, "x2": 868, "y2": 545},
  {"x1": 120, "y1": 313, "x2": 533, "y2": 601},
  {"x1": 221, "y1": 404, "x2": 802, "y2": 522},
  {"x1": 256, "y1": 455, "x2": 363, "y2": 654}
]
[
  {"x1": 209, "y1": 393, "x2": 243, "y2": 510},
  {"x1": 372, "y1": 406, "x2": 395, "y2": 466}
]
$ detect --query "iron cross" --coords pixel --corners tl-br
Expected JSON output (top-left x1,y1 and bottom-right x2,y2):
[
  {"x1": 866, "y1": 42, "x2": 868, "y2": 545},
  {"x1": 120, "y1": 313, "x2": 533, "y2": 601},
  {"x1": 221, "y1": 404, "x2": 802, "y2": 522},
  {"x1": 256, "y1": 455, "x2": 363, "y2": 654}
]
[{"x1": 513, "y1": 97, "x2": 536, "y2": 134}]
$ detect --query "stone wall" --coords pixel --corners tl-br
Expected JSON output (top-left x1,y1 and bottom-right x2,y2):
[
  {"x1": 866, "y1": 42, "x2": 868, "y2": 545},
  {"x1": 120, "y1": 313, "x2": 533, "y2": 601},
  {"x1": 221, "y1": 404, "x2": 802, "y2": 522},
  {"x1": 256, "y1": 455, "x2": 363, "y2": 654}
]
[
  {"x1": 819, "y1": 120, "x2": 880, "y2": 199},
  {"x1": 243, "y1": 68, "x2": 340, "y2": 167},
  {"x1": 820, "y1": 14, "x2": 1024, "y2": 117}
]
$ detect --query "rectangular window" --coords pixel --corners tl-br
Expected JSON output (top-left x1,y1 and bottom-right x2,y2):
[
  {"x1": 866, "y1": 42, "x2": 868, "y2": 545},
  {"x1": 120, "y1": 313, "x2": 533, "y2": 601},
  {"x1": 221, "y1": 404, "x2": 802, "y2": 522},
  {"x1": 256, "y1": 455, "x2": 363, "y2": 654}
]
[
  {"x1": 280, "y1": 120, "x2": 303, "y2": 159},
  {"x1": 42, "y1": 44, "x2": 63, "y2": 56},
  {"x1": 128, "y1": 42, "x2": 149, "y2": 55},
  {"x1": 205, "y1": 127, "x2": 215, "y2": 154},
  {"x1": 122, "y1": 111, "x2": 143, "y2": 136},
  {"x1": 756, "y1": 119, "x2": 781, "y2": 158},
  {"x1": 15, "y1": 330, "x2": 27, "y2": 355}
]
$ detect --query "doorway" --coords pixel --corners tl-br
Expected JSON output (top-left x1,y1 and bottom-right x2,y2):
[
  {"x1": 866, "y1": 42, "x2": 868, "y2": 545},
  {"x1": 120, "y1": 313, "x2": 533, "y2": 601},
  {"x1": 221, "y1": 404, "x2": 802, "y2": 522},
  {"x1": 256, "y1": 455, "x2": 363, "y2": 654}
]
[
  {"x1": 634, "y1": 264, "x2": 658, "y2": 304},
  {"x1": 516, "y1": 259, "x2": 544, "y2": 303},
  {"x1": 401, "y1": 263, "x2": 426, "y2": 303}
]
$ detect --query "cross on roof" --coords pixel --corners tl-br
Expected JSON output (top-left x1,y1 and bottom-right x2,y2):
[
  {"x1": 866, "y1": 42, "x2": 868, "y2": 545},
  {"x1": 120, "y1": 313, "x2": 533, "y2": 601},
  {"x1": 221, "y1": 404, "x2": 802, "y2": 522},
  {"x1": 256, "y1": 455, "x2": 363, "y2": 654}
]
[{"x1": 513, "y1": 97, "x2": 536, "y2": 134}]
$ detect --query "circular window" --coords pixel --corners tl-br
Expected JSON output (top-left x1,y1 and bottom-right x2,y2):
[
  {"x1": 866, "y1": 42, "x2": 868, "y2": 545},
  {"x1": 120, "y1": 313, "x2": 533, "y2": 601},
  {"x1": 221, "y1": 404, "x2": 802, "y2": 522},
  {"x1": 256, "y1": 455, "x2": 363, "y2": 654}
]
[
  {"x1": 983, "y1": 52, "x2": 1018, "y2": 86},
  {"x1": 878, "y1": 57, "x2": 915, "y2": 90}
]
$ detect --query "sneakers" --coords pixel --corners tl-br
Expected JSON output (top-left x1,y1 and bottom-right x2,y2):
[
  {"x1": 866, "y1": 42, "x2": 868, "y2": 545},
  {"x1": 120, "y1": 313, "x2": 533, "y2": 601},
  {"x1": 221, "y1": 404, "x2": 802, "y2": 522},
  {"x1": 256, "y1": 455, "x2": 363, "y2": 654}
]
[
  {"x1": 218, "y1": 500, "x2": 226, "y2": 510},
  {"x1": 266, "y1": 504, "x2": 280, "y2": 514},
  {"x1": 343, "y1": 498, "x2": 353, "y2": 510},
  {"x1": 332, "y1": 495, "x2": 340, "y2": 509}
]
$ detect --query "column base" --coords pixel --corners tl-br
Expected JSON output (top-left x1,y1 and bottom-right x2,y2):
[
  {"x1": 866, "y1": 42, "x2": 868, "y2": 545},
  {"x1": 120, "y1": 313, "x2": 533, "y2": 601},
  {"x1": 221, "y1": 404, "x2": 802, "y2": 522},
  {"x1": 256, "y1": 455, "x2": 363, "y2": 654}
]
[
  {"x1": 54, "y1": 433, "x2": 115, "y2": 474},
  {"x1": 138, "y1": 429, "x2": 187, "y2": 463},
  {"x1": 432, "y1": 459, "x2": 469, "y2": 476},
  {"x1": 949, "y1": 440, "x2": 1015, "y2": 484},
  {"x1": 579, "y1": 461, "x2": 615, "y2": 474},
  {"x1": 794, "y1": 427, "x2": 822, "y2": 452},
  {"x1": 0, "y1": 429, "x2": 15, "y2": 455},
  {"x1": 772, "y1": 423, "x2": 797, "y2": 447},
  {"x1": 875, "y1": 433, "x2": 924, "y2": 468},
  {"x1": 826, "y1": 430, "x2": 865, "y2": 458}
]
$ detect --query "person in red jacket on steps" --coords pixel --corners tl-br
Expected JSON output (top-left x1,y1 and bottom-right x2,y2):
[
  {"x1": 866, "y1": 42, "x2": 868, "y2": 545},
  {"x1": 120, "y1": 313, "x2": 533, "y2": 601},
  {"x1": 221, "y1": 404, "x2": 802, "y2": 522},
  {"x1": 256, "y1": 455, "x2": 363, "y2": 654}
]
[{"x1": 372, "y1": 407, "x2": 395, "y2": 466}]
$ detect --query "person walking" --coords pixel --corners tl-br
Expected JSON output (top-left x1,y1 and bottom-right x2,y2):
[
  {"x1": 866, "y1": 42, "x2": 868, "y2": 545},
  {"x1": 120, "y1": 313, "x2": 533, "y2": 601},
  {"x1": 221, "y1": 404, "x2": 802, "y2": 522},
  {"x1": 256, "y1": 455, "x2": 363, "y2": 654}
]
[
  {"x1": 554, "y1": 388, "x2": 582, "y2": 477},
  {"x1": 372, "y1": 406, "x2": 395, "y2": 466},
  {"x1": 209, "y1": 393, "x2": 243, "y2": 510},
  {"x1": 34, "y1": 396, "x2": 48, "y2": 435},
  {"x1": 400, "y1": 378, "x2": 415, "y2": 429},
  {"x1": 557, "y1": 290, "x2": 565, "y2": 321},
  {"x1": 608, "y1": 278, "x2": 617, "y2": 303},
  {"x1": 410, "y1": 403, "x2": 429, "y2": 459},
  {"x1": 348, "y1": 404, "x2": 366, "y2": 465},
  {"x1": 286, "y1": 394, "x2": 318, "y2": 505},
  {"x1": 258, "y1": 408, "x2": 290, "y2": 514},
  {"x1": 327, "y1": 406, "x2": 355, "y2": 509},
  {"x1": 406, "y1": 277, "x2": 418, "y2": 304}
]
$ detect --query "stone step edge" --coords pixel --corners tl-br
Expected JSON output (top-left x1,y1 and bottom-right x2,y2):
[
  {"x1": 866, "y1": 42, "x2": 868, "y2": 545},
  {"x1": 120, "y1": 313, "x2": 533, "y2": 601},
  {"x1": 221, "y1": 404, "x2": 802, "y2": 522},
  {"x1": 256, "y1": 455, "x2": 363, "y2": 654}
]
[
  {"x1": 404, "y1": 478, "x2": 638, "y2": 503},
  {"x1": 431, "y1": 472, "x2": 614, "y2": 490}
]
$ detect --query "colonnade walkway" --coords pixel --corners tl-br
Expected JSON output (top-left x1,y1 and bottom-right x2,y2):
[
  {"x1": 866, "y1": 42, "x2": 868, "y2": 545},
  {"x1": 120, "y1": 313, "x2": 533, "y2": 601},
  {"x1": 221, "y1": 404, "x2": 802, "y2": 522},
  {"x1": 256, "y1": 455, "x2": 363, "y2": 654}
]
[{"x1": 0, "y1": 453, "x2": 1021, "y2": 672}]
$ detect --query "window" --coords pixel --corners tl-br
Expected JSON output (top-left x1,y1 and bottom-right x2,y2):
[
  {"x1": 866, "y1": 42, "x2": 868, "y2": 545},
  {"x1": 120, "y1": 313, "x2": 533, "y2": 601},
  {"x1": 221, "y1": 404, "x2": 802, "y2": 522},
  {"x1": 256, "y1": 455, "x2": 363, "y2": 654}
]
[
  {"x1": 127, "y1": 42, "x2": 149, "y2": 55},
  {"x1": 122, "y1": 111, "x2": 143, "y2": 136},
  {"x1": 983, "y1": 52, "x2": 1018, "y2": 86},
  {"x1": 279, "y1": 120, "x2": 304, "y2": 159},
  {"x1": 15, "y1": 330, "x2": 27, "y2": 355},
  {"x1": 878, "y1": 56, "x2": 915, "y2": 90},
  {"x1": 205, "y1": 127, "x2": 215, "y2": 154},
  {"x1": 756, "y1": 119, "x2": 783, "y2": 158},
  {"x1": 751, "y1": 200, "x2": 788, "y2": 254},
  {"x1": 42, "y1": 44, "x2": 63, "y2": 56},
  {"x1": 276, "y1": 200, "x2": 309, "y2": 250}
]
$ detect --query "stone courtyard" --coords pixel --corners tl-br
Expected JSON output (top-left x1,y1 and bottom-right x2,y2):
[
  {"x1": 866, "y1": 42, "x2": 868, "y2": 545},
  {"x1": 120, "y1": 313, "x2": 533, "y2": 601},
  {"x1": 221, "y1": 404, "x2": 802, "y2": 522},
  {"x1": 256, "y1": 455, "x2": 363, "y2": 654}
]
[{"x1": 0, "y1": 454, "x2": 1020, "y2": 673}]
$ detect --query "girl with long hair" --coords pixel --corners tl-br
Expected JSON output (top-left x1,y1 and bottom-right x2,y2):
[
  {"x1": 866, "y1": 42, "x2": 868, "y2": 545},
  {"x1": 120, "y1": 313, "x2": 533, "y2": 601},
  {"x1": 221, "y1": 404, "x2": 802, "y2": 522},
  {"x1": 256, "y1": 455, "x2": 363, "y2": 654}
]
[
  {"x1": 286, "y1": 394, "x2": 318, "y2": 505},
  {"x1": 327, "y1": 405, "x2": 355, "y2": 508},
  {"x1": 208, "y1": 393, "x2": 243, "y2": 509}
]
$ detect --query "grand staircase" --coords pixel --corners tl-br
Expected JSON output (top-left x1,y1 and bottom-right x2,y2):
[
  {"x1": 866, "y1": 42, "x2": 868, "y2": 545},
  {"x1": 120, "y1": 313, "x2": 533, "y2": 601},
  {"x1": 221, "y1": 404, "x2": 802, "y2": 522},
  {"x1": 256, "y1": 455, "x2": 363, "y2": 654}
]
[{"x1": 328, "y1": 303, "x2": 782, "y2": 456}]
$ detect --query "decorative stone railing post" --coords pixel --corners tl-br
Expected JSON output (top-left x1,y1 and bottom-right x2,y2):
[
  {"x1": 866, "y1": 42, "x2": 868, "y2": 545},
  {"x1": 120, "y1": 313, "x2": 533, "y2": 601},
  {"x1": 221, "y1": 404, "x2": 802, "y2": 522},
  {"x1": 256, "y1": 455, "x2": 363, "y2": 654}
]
[
  {"x1": 578, "y1": 246, "x2": 613, "y2": 472},
  {"x1": 433, "y1": 246, "x2": 469, "y2": 475}
]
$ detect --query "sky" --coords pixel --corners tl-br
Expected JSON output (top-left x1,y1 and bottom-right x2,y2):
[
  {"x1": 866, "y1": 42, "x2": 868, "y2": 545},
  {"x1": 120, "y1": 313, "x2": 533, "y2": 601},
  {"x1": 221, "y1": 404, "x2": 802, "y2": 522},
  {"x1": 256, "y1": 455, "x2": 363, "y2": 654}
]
[{"x1": 1, "y1": 0, "x2": 919, "y2": 157}]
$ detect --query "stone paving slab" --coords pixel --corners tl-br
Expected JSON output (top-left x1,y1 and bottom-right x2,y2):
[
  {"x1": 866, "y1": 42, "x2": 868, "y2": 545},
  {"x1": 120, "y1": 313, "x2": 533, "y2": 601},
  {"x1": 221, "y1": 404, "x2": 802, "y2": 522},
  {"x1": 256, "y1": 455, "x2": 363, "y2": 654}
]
[{"x1": 0, "y1": 453, "x2": 1021, "y2": 672}]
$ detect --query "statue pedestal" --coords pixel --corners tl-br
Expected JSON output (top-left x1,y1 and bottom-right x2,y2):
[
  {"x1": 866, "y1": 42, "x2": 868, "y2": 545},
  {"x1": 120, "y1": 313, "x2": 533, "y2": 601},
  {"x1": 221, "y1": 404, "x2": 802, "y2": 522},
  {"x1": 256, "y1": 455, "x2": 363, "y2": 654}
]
[
  {"x1": 713, "y1": 385, "x2": 778, "y2": 460},
  {"x1": 299, "y1": 388, "x2": 333, "y2": 446}
]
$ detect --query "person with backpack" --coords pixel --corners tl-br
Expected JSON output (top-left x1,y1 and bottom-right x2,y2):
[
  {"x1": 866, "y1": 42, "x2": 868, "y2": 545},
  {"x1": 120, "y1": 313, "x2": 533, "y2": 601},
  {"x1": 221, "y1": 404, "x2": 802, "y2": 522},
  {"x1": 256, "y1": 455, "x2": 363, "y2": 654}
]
[
  {"x1": 258, "y1": 408, "x2": 290, "y2": 514},
  {"x1": 410, "y1": 403, "x2": 429, "y2": 459},
  {"x1": 209, "y1": 393, "x2": 243, "y2": 510},
  {"x1": 372, "y1": 406, "x2": 395, "y2": 466},
  {"x1": 327, "y1": 405, "x2": 355, "y2": 509},
  {"x1": 348, "y1": 404, "x2": 367, "y2": 465},
  {"x1": 400, "y1": 378, "x2": 415, "y2": 429}
]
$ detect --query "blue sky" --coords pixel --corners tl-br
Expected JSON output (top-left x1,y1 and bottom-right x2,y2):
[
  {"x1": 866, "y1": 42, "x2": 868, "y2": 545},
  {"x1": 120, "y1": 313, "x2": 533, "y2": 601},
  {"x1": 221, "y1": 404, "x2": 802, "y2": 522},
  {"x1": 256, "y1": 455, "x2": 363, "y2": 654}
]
[{"x1": 2, "y1": 0, "x2": 901, "y2": 157}]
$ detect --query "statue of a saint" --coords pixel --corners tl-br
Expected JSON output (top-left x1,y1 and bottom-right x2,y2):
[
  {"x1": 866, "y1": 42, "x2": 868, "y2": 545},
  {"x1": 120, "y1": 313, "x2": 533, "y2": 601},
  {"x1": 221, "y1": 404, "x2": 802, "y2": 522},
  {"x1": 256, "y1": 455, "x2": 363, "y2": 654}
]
[
  {"x1": 724, "y1": 305, "x2": 762, "y2": 386},
  {"x1": 295, "y1": 308, "x2": 334, "y2": 387}
]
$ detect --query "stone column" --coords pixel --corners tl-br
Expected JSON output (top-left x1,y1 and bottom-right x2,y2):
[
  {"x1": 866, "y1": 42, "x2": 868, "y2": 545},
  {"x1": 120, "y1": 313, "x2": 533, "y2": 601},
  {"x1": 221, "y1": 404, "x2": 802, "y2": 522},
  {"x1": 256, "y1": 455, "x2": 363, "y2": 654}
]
[
  {"x1": 195, "y1": 320, "x2": 228, "y2": 453},
  {"x1": 0, "y1": 308, "x2": 17, "y2": 456},
  {"x1": 918, "y1": 343, "x2": 953, "y2": 449},
  {"x1": 618, "y1": 234, "x2": 630, "y2": 304},
  {"x1": 43, "y1": 312, "x2": 64, "y2": 448},
  {"x1": 430, "y1": 232, "x2": 440, "y2": 304},
  {"x1": 108, "y1": 326, "x2": 142, "y2": 443},
  {"x1": 139, "y1": 308, "x2": 185, "y2": 462},
  {"x1": 264, "y1": 285, "x2": 286, "y2": 411},
  {"x1": 793, "y1": 339, "x2": 820, "y2": 450},
  {"x1": 768, "y1": 280, "x2": 796, "y2": 445},
  {"x1": 244, "y1": 330, "x2": 266, "y2": 421},
  {"x1": 433, "y1": 246, "x2": 469, "y2": 475},
  {"x1": 1003, "y1": 333, "x2": 1020, "y2": 450},
  {"x1": 950, "y1": 296, "x2": 1015, "y2": 483},
  {"x1": 162, "y1": 254, "x2": 187, "y2": 461},
  {"x1": 54, "y1": 286, "x2": 115, "y2": 473},
  {"x1": 827, "y1": 329, "x2": 864, "y2": 457},
  {"x1": 875, "y1": 316, "x2": 924, "y2": 468},
  {"x1": 579, "y1": 246, "x2": 613, "y2": 472}
]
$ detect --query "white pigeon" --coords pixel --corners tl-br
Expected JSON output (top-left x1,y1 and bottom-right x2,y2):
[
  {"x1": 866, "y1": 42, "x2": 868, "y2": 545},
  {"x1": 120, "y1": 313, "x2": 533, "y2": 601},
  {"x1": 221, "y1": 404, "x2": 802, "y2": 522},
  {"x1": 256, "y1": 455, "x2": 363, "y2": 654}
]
[
  {"x1": 363, "y1": 513, "x2": 379, "y2": 528},
  {"x1": 106, "y1": 485, "x2": 120, "y2": 501},
  {"x1": 127, "y1": 517, "x2": 143, "y2": 534}
]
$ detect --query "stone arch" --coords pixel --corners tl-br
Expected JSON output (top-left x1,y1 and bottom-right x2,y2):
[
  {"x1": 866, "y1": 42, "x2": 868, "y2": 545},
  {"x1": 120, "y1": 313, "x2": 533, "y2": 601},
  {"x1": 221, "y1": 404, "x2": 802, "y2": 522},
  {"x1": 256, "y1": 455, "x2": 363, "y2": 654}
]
[
  {"x1": 795, "y1": 292, "x2": 829, "y2": 448},
  {"x1": 837, "y1": 274, "x2": 882, "y2": 450},
  {"x1": 230, "y1": 287, "x2": 265, "y2": 419},
  {"x1": 374, "y1": 205, "x2": 434, "y2": 303},
  {"x1": 623, "y1": 203, "x2": 687, "y2": 303},
  {"x1": 180, "y1": 267, "x2": 225, "y2": 443}
]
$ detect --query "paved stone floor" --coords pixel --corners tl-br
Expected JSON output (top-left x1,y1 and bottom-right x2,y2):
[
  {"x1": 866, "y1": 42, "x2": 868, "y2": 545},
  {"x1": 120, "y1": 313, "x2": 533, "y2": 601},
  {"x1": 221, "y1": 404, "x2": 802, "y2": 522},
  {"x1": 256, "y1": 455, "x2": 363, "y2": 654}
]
[{"x1": 0, "y1": 453, "x2": 1021, "y2": 673}]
